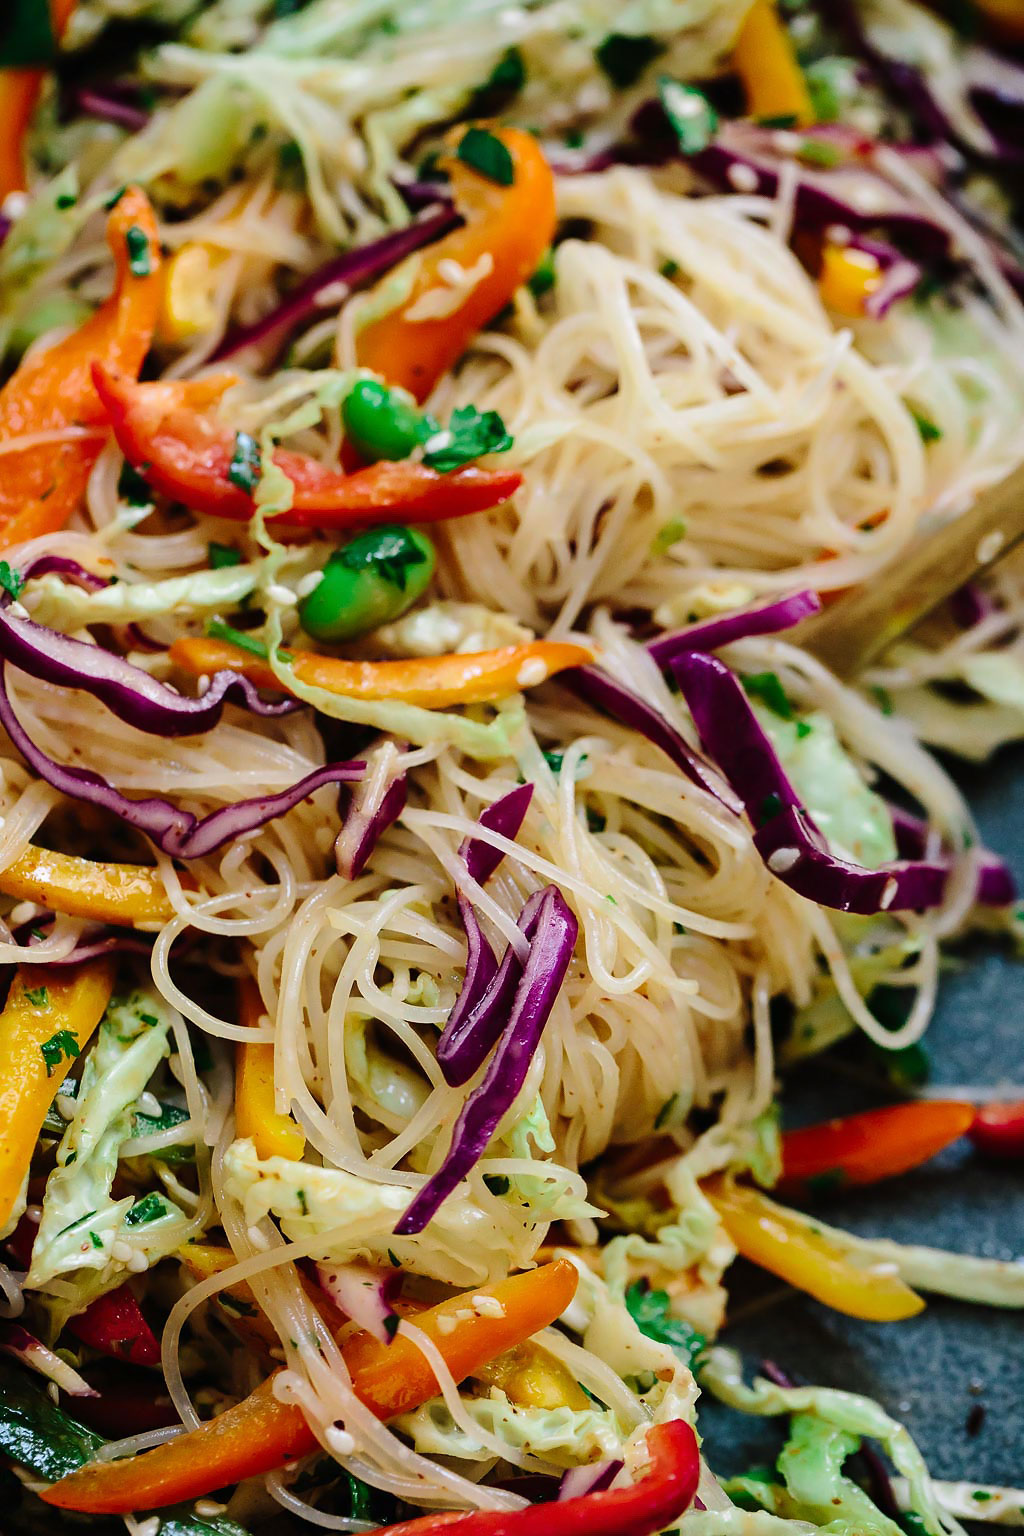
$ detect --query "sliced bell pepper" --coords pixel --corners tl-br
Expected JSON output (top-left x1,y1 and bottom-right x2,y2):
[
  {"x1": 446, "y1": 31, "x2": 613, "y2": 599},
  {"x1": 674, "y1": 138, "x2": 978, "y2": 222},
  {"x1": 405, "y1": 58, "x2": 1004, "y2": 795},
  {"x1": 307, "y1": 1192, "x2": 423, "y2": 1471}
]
[
  {"x1": 970, "y1": 1100, "x2": 1024, "y2": 1159},
  {"x1": 779, "y1": 1101, "x2": 976, "y2": 1195},
  {"x1": 818, "y1": 243, "x2": 883, "y2": 316},
  {"x1": 41, "y1": 1259, "x2": 579, "y2": 1513},
  {"x1": 169, "y1": 635, "x2": 593, "y2": 709},
  {"x1": 0, "y1": 0, "x2": 78, "y2": 200},
  {"x1": 234, "y1": 977, "x2": 305, "y2": 1160},
  {"x1": 67, "y1": 1283, "x2": 160, "y2": 1368},
  {"x1": 704, "y1": 1177, "x2": 924, "y2": 1321},
  {"x1": 0, "y1": 187, "x2": 162, "y2": 550},
  {"x1": 357, "y1": 1419, "x2": 700, "y2": 1536},
  {"x1": 0, "y1": 960, "x2": 115, "y2": 1230},
  {"x1": 0, "y1": 846, "x2": 176, "y2": 926},
  {"x1": 357, "y1": 125, "x2": 557, "y2": 402},
  {"x1": 93, "y1": 365, "x2": 521, "y2": 530},
  {"x1": 732, "y1": 0, "x2": 814, "y2": 127}
]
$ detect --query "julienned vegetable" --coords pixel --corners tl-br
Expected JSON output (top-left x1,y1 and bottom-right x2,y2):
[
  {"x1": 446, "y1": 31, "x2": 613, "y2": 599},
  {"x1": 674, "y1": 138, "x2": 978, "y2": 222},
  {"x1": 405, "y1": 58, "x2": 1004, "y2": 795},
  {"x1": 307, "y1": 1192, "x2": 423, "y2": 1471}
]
[
  {"x1": 0, "y1": 0, "x2": 77, "y2": 199},
  {"x1": 170, "y1": 635, "x2": 594, "y2": 708},
  {"x1": 0, "y1": 961, "x2": 114, "y2": 1230},
  {"x1": 234, "y1": 978, "x2": 305, "y2": 1161},
  {"x1": 298, "y1": 526, "x2": 437, "y2": 642},
  {"x1": 334, "y1": 738, "x2": 408, "y2": 879},
  {"x1": 41, "y1": 1261, "x2": 580, "y2": 1513},
  {"x1": 646, "y1": 589, "x2": 822, "y2": 670},
  {"x1": 731, "y1": 0, "x2": 814, "y2": 126},
  {"x1": 0, "y1": 846, "x2": 176, "y2": 925},
  {"x1": 396, "y1": 884, "x2": 577, "y2": 1234},
  {"x1": 68, "y1": 1282, "x2": 160, "y2": 1368},
  {"x1": 970, "y1": 1101, "x2": 1024, "y2": 1158},
  {"x1": 356, "y1": 125, "x2": 558, "y2": 401},
  {"x1": 703, "y1": 1177, "x2": 925, "y2": 1321},
  {"x1": 779, "y1": 1102, "x2": 976, "y2": 1194},
  {"x1": 362, "y1": 1420, "x2": 700, "y2": 1536},
  {"x1": 94, "y1": 367, "x2": 522, "y2": 530},
  {"x1": 0, "y1": 187, "x2": 161, "y2": 550}
]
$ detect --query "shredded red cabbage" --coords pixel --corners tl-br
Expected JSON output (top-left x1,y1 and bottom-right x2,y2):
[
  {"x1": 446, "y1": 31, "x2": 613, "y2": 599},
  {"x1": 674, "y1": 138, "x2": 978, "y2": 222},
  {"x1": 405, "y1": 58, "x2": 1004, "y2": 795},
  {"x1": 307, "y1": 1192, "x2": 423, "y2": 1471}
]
[
  {"x1": 334, "y1": 741, "x2": 407, "y2": 879},
  {"x1": 0, "y1": 1323, "x2": 98, "y2": 1398},
  {"x1": 566, "y1": 665, "x2": 741, "y2": 813},
  {"x1": 558, "y1": 1462, "x2": 624, "y2": 1501},
  {"x1": 948, "y1": 581, "x2": 993, "y2": 630},
  {"x1": 395, "y1": 884, "x2": 577, "y2": 1235},
  {"x1": 672, "y1": 650, "x2": 950, "y2": 914},
  {"x1": 316, "y1": 1261, "x2": 400, "y2": 1346},
  {"x1": 213, "y1": 205, "x2": 461, "y2": 362},
  {"x1": 70, "y1": 85, "x2": 150, "y2": 132},
  {"x1": 15, "y1": 917, "x2": 154, "y2": 966},
  {"x1": 462, "y1": 782, "x2": 534, "y2": 886},
  {"x1": 647, "y1": 589, "x2": 821, "y2": 670},
  {"x1": 889, "y1": 802, "x2": 1016, "y2": 907}
]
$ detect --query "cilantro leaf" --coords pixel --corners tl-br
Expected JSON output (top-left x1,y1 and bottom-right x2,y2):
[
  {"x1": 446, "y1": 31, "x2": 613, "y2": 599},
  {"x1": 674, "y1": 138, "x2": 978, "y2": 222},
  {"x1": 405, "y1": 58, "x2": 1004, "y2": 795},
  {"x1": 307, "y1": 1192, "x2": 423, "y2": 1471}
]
[
  {"x1": 228, "y1": 432, "x2": 262, "y2": 494},
  {"x1": 25, "y1": 984, "x2": 50, "y2": 1008},
  {"x1": 742, "y1": 670, "x2": 795, "y2": 720},
  {"x1": 40, "y1": 1029, "x2": 80, "y2": 1078},
  {"x1": 118, "y1": 460, "x2": 152, "y2": 507},
  {"x1": 658, "y1": 77, "x2": 718, "y2": 156},
  {"x1": 0, "y1": 562, "x2": 24, "y2": 600},
  {"x1": 456, "y1": 127, "x2": 514, "y2": 187},
  {"x1": 335, "y1": 526, "x2": 430, "y2": 591},
  {"x1": 909, "y1": 407, "x2": 942, "y2": 443},
  {"x1": 125, "y1": 1192, "x2": 168, "y2": 1226},
  {"x1": 596, "y1": 32, "x2": 663, "y2": 89},
  {"x1": 124, "y1": 226, "x2": 152, "y2": 278},
  {"x1": 423, "y1": 406, "x2": 513, "y2": 472},
  {"x1": 625, "y1": 1280, "x2": 706, "y2": 1369},
  {"x1": 209, "y1": 541, "x2": 242, "y2": 569}
]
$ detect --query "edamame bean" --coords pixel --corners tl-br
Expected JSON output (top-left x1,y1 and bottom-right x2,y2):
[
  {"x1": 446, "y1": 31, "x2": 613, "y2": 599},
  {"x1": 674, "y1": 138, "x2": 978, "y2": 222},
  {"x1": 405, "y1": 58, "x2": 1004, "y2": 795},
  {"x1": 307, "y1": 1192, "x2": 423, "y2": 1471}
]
[
  {"x1": 341, "y1": 378, "x2": 430, "y2": 463},
  {"x1": 298, "y1": 525, "x2": 436, "y2": 642}
]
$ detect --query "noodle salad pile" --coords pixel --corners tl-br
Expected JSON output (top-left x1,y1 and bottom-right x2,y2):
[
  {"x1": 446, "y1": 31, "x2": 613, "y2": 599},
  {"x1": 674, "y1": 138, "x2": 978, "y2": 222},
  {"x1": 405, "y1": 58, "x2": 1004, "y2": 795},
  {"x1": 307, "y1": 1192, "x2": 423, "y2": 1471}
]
[{"x1": 2, "y1": 1, "x2": 1024, "y2": 1533}]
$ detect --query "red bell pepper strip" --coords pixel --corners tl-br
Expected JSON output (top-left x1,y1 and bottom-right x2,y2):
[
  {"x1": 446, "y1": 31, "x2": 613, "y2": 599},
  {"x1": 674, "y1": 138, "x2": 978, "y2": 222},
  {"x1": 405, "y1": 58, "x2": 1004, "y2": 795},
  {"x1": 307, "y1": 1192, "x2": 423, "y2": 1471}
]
[
  {"x1": 779, "y1": 1101, "x2": 976, "y2": 1195},
  {"x1": 360, "y1": 1420, "x2": 701, "y2": 1536},
  {"x1": 0, "y1": 186, "x2": 162, "y2": 551},
  {"x1": 41, "y1": 1260, "x2": 579, "y2": 1514},
  {"x1": 969, "y1": 1100, "x2": 1024, "y2": 1159},
  {"x1": 67, "y1": 1284, "x2": 160, "y2": 1368},
  {"x1": 92, "y1": 365, "x2": 521, "y2": 530}
]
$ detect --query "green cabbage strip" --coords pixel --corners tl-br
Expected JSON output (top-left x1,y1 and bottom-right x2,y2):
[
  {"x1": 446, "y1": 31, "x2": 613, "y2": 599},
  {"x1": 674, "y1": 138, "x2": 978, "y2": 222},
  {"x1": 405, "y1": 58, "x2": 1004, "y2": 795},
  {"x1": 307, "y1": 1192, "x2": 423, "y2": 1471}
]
[{"x1": 28, "y1": 564, "x2": 263, "y2": 630}]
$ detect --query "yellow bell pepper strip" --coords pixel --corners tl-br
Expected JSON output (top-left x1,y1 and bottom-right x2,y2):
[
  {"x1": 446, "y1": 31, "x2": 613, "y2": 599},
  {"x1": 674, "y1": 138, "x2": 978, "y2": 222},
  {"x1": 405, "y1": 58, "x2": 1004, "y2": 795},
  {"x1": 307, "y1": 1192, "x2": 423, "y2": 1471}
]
[
  {"x1": 703, "y1": 1176, "x2": 924, "y2": 1321},
  {"x1": 169, "y1": 634, "x2": 594, "y2": 710},
  {"x1": 0, "y1": 959, "x2": 115, "y2": 1230},
  {"x1": 158, "y1": 243, "x2": 226, "y2": 344},
  {"x1": 0, "y1": 0, "x2": 77, "y2": 200},
  {"x1": 0, "y1": 186, "x2": 162, "y2": 551},
  {"x1": 0, "y1": 846, "x2": 177, "y2": 926},
  {"x1": 234, "y1": 978, "x2": 305, "y2": 1160},
  {"x1": 41, "y1": 1259, "x2": 580, "y2": 1513},
  {"x1": 732, "y1": 0, "x2": 814, "y2": 127},
  {"x1": 818, "y1": 243, "x2": 883, "y2": 316},
  {"x1": 356, "y1": 125, "x2": 557, "y2": 402},
  {"x1": 473, "y1": 1339, "x2": 590, "y2": 1412},
  {"x1": 779, "y1": 1101, "x2": 976, "y2": 1197}
]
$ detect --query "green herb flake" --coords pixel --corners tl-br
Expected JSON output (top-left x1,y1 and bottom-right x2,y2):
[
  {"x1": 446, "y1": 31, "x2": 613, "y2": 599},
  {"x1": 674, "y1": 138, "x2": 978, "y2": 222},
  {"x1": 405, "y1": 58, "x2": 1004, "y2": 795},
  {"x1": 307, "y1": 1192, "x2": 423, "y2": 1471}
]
[
  {"x1": 658, "y1": 76, "x2": 718, "y2": 156},
  {"x1": 527, "y1": 249, "x2": 556, "y2": 298},
  {"x1": 423, "y1": 405, "x2": 513, "y2": 472},
  {"x1": 652, "y1": 517, "x2": 686, "y2": 555},
  {"x1": 387, "y1": 1249, "x2": 401, "y2": 1267},
  {"x1": 483, "y1": 1174, "x2": 510, "y2": 1196},
  {"x1": 806, "y1": 1166, "x2": 846, "y2": 1198},
  {"x1": 795, "y1": 719, "x2": 812, "y2": 739},
  {"x1": 89, "y1": 1231, "x2": 104, "y2": 1250},
  {"x1": 742, "y1": 670, "x2": 795, "y2": 720},
  {"x1": 655, "y1": 1093, "x2": 678, "y2": 1129},
  {"x1": 55, "y1": 191, "x2": 78, "y2": 210},
  {"x1": 456, "y1": 127, "x2": 515, "y2": 188},
  {"x1": 660, "y1": 258, "x2": 681, "y2": 278},
  {"x1": 871, "y1": 684, "x2": 894, "y2": 716},
  {"x1": 227, "y1": 432, "x2": 262, "y2": 495},
  {"x1": 909, "y1": 407, "x2": 942, "y2": 443},
  {"x1": 218, "y1": 1292, "x2": 257, "y2": 1317},
  {"x1": 625, "y1": 1281, "x2": 706, "y2": 1369},
  {"x1": 40, "y1": 1030, "x2": 79, "y2": 1077},
  {"x1": 760, "y1": 791, "x2": 784, "y2": 825},
  {"x1": 209, "y1": 541, "x2": 242, "y2": 570},
  {"x1": 0, "y1": 562, "x2": 24, "y2": 600},
  {"x1": 797, "y1": 138, "x2": 841, "y2": 168},
  {"x1": 205, "y1": 619, "x2": 278, "y2": 660},
  {"x1": 382, "y1": 1312, "x2": 400, "y2": 1339},
  {"x1": 297, "y1": 1189, "x2": 309, "y2": 1216},
  {"x1": 118, "y1": 460, "x2": 152, "y2": 507},
  {"x1": 125, "y1": 1192, "x2": 167, "y2": 1226},
  {"x1": 596, "y1": 32, "x2": 663, "y2": 89},
  {"x1": 335, "y1": 526, "x2": 429, "y2": 591},
  {"x1": 972, "y1": 1491, "x2": 994, "y2": 1502},
  {"x1": 25, "y1": 984, "x2": 50, "y2": 1008},
  {"x1": 124, "y1": 226, "x2": 152, "y2": 278}
]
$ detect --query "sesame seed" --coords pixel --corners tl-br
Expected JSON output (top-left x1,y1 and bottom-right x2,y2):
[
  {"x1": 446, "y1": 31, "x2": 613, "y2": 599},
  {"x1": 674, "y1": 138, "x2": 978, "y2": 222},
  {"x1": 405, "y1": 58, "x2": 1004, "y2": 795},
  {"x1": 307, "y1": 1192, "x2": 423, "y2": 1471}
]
[{"x1": 767, "y1": 847, "x2": 800, "y2": 874}]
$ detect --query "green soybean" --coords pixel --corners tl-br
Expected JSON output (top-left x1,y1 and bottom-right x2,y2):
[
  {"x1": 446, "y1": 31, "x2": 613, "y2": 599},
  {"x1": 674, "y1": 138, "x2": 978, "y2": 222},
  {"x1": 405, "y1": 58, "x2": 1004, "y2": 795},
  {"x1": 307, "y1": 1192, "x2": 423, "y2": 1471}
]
[
  {"x1": 341, "y1": 378, "x2": 430, "y2": 463},
  {"x1": 298, "y1": 525, "x2": 436, "y2": 642}
]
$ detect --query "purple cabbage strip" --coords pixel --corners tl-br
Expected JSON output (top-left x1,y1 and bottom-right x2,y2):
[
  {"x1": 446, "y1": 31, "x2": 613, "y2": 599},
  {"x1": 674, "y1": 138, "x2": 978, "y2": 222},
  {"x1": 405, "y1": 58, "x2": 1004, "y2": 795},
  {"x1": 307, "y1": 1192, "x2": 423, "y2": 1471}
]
[
  {"x1": 460, "y1": 782, "x2": 534, "y2": 885},
  {"x1": 71, "y1": 85, "x2": 150, "y2": 132},
  {"x1": 672, "y1": 650, "x2": 951, "y2": 914},
  {"x1": 0, "y1": 605, "x2": 299, "y2": 737},
  {"x1": 948, "y1": 580, "x2": 992, "y2": 630},
  {"x1": 0, "y1": 660, "x2": 364, "y2": 859},
  {"x1": 557, "y1": 1460, "x2": 624, "y2": 1502},
  {"x1": 438, "y1": 888, "x2": 546, "y2": 1088},
  {"x1": 566, "y1": 665, "x2": 741, "y2": 813},
  {"x1": 0, "y1": 1322, "x2": 98, "y2": 1397},
  {"x1": 22, "y1": 554, "x2": 111, "y2": 592},
  {"x1": 212, "y1": 205, "x2": 461, "y2": 362},
  {"x1": 395, "y1": 883, "x2": 577, "y2": 1236},
  {"x1": 316, "y1": 1261, "x2": 400, "y2": 1346},
  {"x1": 647, "y1": 589, "x2": 821, "y2": 670},
  {"x1": 19, "y1": 923, "x2": 154, "y2": 966},
  {"x1": 847, "y1": 235, "x2": 924, "y2": 319},
  {"x1": 758, "y1": 1358, "x2": 797, "y2": 1389},
  {"x1": 335, "y1": 742, "x2": 408, "y2": 879},
  {"x1": 889, "y1": 802, "x2": 1016, "y2": 907}
]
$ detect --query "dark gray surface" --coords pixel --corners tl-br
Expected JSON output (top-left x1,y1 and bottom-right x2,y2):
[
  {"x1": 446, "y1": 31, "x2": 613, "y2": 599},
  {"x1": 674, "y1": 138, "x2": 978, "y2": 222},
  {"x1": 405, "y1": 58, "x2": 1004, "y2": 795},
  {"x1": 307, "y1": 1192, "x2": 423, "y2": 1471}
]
[{"x1": 702, "y1": 742, "x2": 1024, "y2": 1489}]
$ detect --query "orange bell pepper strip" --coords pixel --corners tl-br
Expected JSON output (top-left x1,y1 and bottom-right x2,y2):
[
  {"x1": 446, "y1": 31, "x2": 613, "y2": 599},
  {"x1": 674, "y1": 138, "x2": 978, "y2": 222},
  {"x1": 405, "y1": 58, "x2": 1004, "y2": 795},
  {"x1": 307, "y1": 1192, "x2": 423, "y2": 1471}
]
[
  {"x1": 704, "y1": 1176, "x2": 924, "y2": 1321},
  {"x1": 0, "y1": 0, "x2": 78, "y2": 200},
  {"x1": 93, "y1": 365, "x2": 521, "y2": 530},
  {"x1": 0, "y1": 186, "x2": 162, "y2": 551},
  {"x1": 169, "y1": 634, "x2": 593, "y2": 709},
  {"x1": 732, "y1": 0, "x2": 814, "y2": 127},
  {"x1": 356, "y1": 125, "x2": 557, "y2": 402},
  {"x1": 779, "y1": 1101, "x2": 976, "y2": 1196},
  {"x1": 0, "y1": 959, "x2": 114, "y2": 1229},
  {"x1": 0, "y1": 846, "x2": 176, "y2": 926},
  {"x1": 234, "y1": 978, "x2": 305, "y2": 1160},
  {"x1": 41, "y1": 1259, "x2": 579, "y2": 1514},
  {"x1": 818, "y1": 243, "x2": 883, "y2": 316}
]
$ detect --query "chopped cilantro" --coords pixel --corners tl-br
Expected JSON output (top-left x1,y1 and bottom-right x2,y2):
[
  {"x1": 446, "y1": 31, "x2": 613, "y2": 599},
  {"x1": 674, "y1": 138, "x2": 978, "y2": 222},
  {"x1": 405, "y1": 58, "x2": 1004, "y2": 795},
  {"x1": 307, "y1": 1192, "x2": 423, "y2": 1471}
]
[
  {"x1": 89, "y1": 1231, "x2": 104, "y2": 1250},
  {"x1": 742, "y1": 670, "x2": 795, "y2": 720},
  {"x1": 227, "y1": 432, "x2": 262, "y2": 495},
  {"x1": 625, "y1": 1280, "x2": 706, "y2": 1369},
  {"x1": 104, "y1": 185, "x2": 128, "y2": 211},
  {"x1": 387, "y1": 1248, "x2": 401, "y2": 1267},
  {"x1": 422, "y1": 405, "x2": 513, "y2": 472},
  {"x1": 25, "y1": 984, "x2": 50, "y2": 1008},
  {"x1": 124, "y1": 226, "x2": 152, "y2": 278},
  {"x1": 40, "y1": 1029, "x2": 79, "y2": 1078},
  {"x1": 655, "y1": 1093, "x2": 678, "y2": 1129},
  {"x1": 797, "y1": 138, "x2": 841, "y2": 168},
  {"x1": 795, "y1": 719, "x2": 812, "y2": 739},
  {"x1": 972, "y1": 1491, "x2": 993, "y2": 1502},
  {"x1": 468, "y1": 45, "x2": 526, "y2": 113},
  {"x1": 527, "y1": 249, "x2": 556, "y2": 298},
  {"x1": 871, "y1": 684, "x2": 894, "y2": 716},
  {"x1": 595, "y1": 32, "x2": 663, "y2": 89},
  {"x1": 382, "y1": 1313, "x2": 400, "y2": 1339},
  {"x1": 209, "y1": 541, "x2": 242, "y2": 570},
  {"x1": 909, "y1": 407, "x2": 942, "y2": 443},
  {"x1": 297, "y1": 1189, "x2": 309, "y2": 1216},
  {"x1": 660, "y1": 258, "x2": 681, "y2": 278},
  {"x1": 0, "y1": 562, "x2": 24, "y2": 600},
  {"x1": 218, "y1": 1292, "x2": 257, "y2": 1317},
  {"x1": 757, "y1": 114, "x2": 799, "y2": 129},
  {"x1": 806, "y1": 1166, "x2": 846, "y2": 1198},
  {"x1": 125, "y1": 1192, "x2": 167, "y2": 1226},
  {"x1": 760, "y1": 791, "x2": 784, "y2": 825},
  {"x1": 55, "y1": 191, "x2": 77, "y2": 210},
  {"x1": 456, "y1": 127, "x2": 515, "y2": 187},
  {"x1": 484, "y1": 1174, "x2": 511, "y2": 1196},
  {"x1": 652, "y1": 517, "x2": 687, "y2": 555},
  {"x1": 334, "y1": 526, "x2": 430, "y2": 591},
  {"x1": 117, "y1": 461, "x2": 152, "y2": 507},
  {"x1": 658, "y1": 76, "x2": 718, "y2": 156}
]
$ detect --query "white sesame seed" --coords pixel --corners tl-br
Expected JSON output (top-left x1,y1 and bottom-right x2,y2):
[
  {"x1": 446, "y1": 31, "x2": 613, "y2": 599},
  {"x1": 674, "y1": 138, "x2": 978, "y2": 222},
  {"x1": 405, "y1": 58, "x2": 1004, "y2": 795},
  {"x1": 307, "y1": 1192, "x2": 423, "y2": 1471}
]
[
  {"x1": 1, "y1": 192, "x2": 29, "y2": 221},
  {"x1": 471, "y1": 1295, "x2": 505, "y2": 1319},
  {"x1": 727, "y1": 162, "x2": 759, "y2": 193},
  {"x1": 7, "y1": 602, "x2": 28, "y2": 620},
  {"x1": 516, "y1": 657, "x2": 547, "y2": 688},
  {"x1": 10, "y1": 902, "x2": 40, "y2": 926},
  {"x1": 111, "y1": 1240, "x2": 134, "y2": 1263},
  {"x1": 976, "y1": 530, "x2": 1004, "y2": 565},
  {"x1": 880, "y1": 876, "x2": 898, "y2": 910},
  {"x1": 127, "y1": 1249, "x2": 149, "y2": 1274},
  {"x1": 767, "y1": 847, "x2": 800, "y2": 874},
  {"x1": 296, "y1": 570, "x2": 325, "y2": 599},
  {"x1": 136, "y1": 1517, "x2": 161, "y2": 1536},
  {"x1": 435, "y1": 1314, "x2": 457, "y2": 1334},
  {"x1": 194, "y1": 1501, "x2": 228, "y2": 1518},
  {"x1": 267, "y1": 583, "x2": 298, "y2": 607}
]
